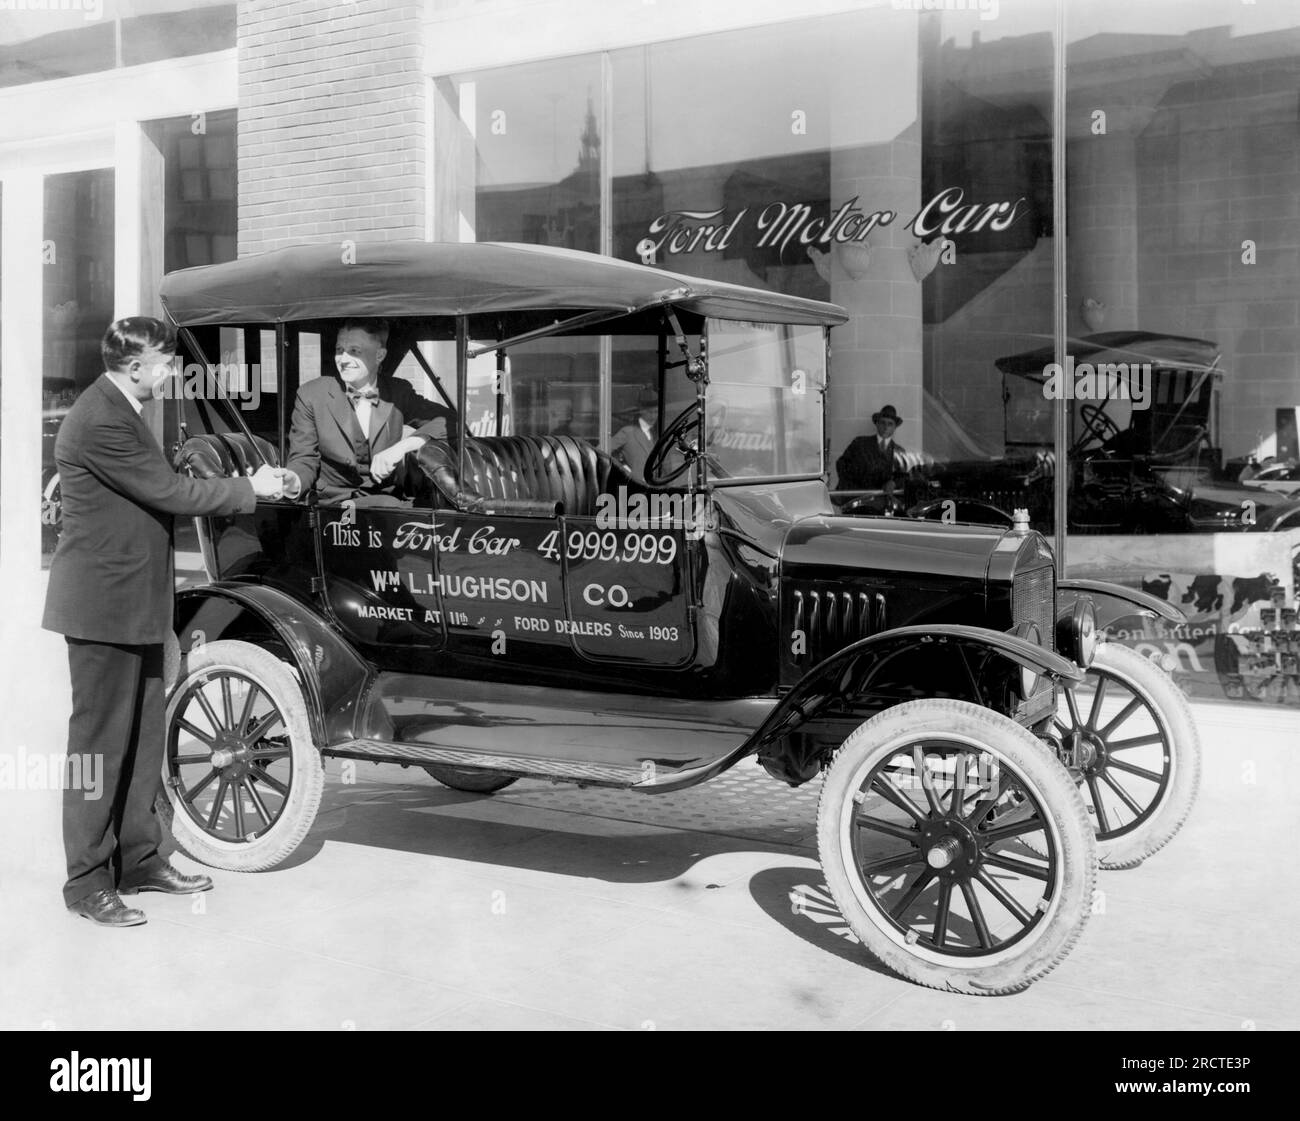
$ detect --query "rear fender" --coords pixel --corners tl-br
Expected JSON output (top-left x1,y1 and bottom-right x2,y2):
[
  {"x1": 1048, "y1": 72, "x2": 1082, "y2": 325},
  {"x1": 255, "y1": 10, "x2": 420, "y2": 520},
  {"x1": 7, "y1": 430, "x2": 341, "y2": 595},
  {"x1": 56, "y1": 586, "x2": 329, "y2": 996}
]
[
  {"x1": 1058, "y1": 578, "x2": 1185, "y2": 632},
  {"x1": 173, "y1": 583, "x2": 374, "y2": 747}
]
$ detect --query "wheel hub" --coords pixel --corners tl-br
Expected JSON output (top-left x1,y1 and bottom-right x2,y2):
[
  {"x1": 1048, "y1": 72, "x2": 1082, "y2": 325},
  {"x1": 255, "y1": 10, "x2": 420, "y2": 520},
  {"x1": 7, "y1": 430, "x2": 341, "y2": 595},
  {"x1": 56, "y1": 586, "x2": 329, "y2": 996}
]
[
  {"x1": 919, "y1": 820, "x2": 977, "y2": 877},
  {"x1": 210, "y1": 732, "x2": 251, "y2": 779}
]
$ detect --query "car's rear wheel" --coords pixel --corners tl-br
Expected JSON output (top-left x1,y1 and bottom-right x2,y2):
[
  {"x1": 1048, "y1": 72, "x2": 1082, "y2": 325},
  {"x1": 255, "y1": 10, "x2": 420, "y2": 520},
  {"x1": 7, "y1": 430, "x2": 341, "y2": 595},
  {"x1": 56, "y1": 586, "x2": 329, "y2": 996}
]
[
  {"x1": 817, "y1": 699, "x2": 1096, "y2": 996},
  {"x1": 1052, "y1": 642, "x2": 1200, "y2": 869},
  {"x1": 159, "y1": 639, "x2": 322, "y2": 871},
  {"x1": 422, "y1": 765, "x2": 518, "y2": 794}
]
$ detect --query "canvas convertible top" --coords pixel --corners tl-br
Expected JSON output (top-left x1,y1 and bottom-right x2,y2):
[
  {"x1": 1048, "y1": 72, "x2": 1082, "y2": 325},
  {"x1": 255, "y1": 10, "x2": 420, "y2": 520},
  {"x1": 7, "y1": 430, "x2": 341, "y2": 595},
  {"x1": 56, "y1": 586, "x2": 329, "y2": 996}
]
[
  {"x1": 995, "y1": 332, "x2": 1221, "y2": 378},
  {"x1": 159, "y1": 240, "x2": 849, "y2": 330}
]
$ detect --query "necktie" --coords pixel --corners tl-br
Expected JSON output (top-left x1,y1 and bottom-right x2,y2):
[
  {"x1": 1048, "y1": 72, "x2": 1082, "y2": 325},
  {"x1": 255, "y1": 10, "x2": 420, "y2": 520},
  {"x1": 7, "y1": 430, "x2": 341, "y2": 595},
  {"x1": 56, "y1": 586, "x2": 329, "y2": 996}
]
[{"x1": 347, "y1": 386, "x2": 378, "y2": 438}]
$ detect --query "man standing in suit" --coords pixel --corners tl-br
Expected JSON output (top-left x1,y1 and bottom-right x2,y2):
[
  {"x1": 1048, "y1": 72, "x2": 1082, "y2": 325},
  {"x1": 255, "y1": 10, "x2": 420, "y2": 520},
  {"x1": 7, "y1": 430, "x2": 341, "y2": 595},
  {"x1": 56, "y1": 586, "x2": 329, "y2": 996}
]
[
  {"x1": 835, "y1": 404, "x2": 907, "y2": 493},
  {"x1": 610, "y1": 390, "x2": 658, "y2": 484},
  {"x1": 281, "y1": 319, "x2": 453, "y2": 505},
  {"x1": 43, "y1": 317, "x2": 286, "y2": 927}
]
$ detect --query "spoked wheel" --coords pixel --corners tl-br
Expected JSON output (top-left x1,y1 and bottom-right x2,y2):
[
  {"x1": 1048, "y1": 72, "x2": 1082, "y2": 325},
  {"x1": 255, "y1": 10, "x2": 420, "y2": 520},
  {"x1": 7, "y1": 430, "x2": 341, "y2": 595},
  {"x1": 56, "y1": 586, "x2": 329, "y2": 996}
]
[
  {"x1": 817, "y1": 699, "x2": 1096, "y2": 995},
  {"x1": 160, "y1": 640, "x2": 322, "y2": 871},
  {"x1": 1051, "y1": 642, "x2": 1200, "y2": 869},
  {"x1": 422, "y1": 764, "x2": 518, "y2": 794}
]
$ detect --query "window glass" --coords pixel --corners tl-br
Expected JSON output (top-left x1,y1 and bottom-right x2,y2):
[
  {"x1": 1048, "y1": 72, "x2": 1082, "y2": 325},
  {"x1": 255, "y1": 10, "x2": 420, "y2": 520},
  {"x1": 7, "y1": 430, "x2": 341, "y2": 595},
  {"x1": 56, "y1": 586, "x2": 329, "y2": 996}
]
[
  {"x1": 42, "y1": 169, "x2": 115, "y2": 565},
  {"x1": 1063, "y1": 0, "x2": 1300, "y2": 706}
]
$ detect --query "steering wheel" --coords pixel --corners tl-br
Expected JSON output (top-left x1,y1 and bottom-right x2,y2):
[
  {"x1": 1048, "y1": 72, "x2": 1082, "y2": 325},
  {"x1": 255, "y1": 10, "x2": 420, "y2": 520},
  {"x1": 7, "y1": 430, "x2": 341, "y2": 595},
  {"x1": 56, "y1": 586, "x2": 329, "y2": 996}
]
[
  {"x1": 644, "y1": 401, "x2": 703, "y2": 487},
  {"x1": 1071, "y1": 404, "x2": 1122, "y2": 454}
]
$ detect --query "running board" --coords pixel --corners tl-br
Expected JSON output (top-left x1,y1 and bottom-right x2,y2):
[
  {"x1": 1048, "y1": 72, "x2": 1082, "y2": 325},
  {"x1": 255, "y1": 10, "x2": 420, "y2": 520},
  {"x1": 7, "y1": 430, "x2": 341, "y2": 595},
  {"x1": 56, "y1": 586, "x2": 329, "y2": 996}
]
[{"x1": 324, "y1": 738, "x2": 646, "y2": 788}]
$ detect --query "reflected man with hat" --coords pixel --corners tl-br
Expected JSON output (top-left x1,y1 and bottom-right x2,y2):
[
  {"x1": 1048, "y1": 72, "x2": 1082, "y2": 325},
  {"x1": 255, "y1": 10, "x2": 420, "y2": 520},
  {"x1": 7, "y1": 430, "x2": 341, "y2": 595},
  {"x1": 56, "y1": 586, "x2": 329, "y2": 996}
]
[
  {"x1": 611, "y1": 389, "x2": 658, "y2": 484},
  {"x1": 835, "y1": 404, "x2": 907, "y2": 493}
]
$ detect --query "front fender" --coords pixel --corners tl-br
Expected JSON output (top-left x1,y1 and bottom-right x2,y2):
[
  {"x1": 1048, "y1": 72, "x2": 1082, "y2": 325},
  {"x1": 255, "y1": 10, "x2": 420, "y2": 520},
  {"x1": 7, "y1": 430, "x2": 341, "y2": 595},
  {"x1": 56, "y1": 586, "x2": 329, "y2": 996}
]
[
  {"x1": 174, "y1": 582, "x2": 374, "y2": 747},
  {"x1": 755, "y1": 624, "x2": 1081, "y2": 750},
  {"x1": 1058, "y1": 578, "x2": 1186, "y2": 631}
]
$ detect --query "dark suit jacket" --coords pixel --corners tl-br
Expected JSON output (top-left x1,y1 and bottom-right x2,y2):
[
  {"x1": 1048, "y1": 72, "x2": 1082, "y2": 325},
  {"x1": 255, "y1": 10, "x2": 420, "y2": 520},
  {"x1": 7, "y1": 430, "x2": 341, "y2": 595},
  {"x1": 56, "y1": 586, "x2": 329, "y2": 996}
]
[
  {"x1": 42, "y1": 375, "x2": 256, "y2": 645},
  {"x1": 835, "y1": 434, "x2": 905, "y2": 490},
  {"x1": 610, "y1": 422, "x2": 655, "y2": 483},
  {"x1": 284, "y1": 376, "x2": 451, "y2": 503}
]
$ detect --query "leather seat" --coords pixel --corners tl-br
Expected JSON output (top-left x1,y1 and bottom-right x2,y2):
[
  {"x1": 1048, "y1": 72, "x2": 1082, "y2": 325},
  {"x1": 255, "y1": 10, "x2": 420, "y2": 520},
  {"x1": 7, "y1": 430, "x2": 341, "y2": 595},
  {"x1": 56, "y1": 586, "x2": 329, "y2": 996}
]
[
  {"x1": 418, "y1": 435, "x2": 642, "y2": 517},
  {"x1": 176, "y1": 431, "x2": 279, "y2": 479}
]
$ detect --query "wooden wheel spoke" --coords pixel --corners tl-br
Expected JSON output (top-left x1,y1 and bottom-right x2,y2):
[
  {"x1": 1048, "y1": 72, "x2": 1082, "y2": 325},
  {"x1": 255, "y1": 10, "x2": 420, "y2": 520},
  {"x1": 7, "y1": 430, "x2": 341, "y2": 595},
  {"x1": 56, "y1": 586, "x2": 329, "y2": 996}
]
[
  {"x1": 242, "y1": 778, "x2": 274, "y2": 828},
  {"x1": 933, "y1": 881, "x2": 953, "y2": 948},
  {"x1": 974, "y1": 869, "x2": 1033, "y2": 926},
  {"x1": 176, "y1": 717, "x2": 216, "y2": 747},
  {"x1": 978, "y1": 813, "x2": 1043, "y2": 844},
  {"x1": 1086, "y1": 774, "x2": 1112, "y2": 833},
  {"x1": 1099, "y1": 769, "x2": 1144, "y2": 816},
  {"x1": 959, "y1": 880, "x2": 994, "y2": 949},
  {"x1": 183, "y1": 768, "x2": 219, "y2": 804},
  {"x1": 869, "y1": 775, "x2": 927, "y2": 824},
  {"x1": 981, "y1": 850, "x2": 1051, "y2": 880},
  {"x1": 246, "y1": 710, "x2": 284, "y2": 744},
  {"x1": 1087, "y1": 676, "x2": 1109, "y2": 730},
  {"x1": 249, "y1": 765, "x2": 289, "y2": 797},
  {"x1": 857, "y1": 815, "x2": 921, "y2": 845},
  {"x1": 888, "y1": 867, "x2": 936, "y2": 921},
  {"x1": 236, "y1": 682, "x2": 260, "y2": 737},
  {"x1": 914, "y1": 745, "x2": 942, "y2": 816},
  {"x1": 1108, "y1": 733, "x2": 1163, "y2": 752},
  {"x1": 1064, "y1": 687, "x2": 1085, "y2": 731},
  {"x1": 231, "y1": 780, "x2": 246, "y2": 837},
  {"x1": 1107, "y1": 756, "x2": 1164, "y2": 783},
  {"x1": 194, "y1": 687, "x2": 226, "y2": 734},
  {"x1": 206, "y1": 778, "x2": 229, "y2": 830},
  {"x1": 1097, "y1": 696, "x2": 1142, "y2": 740},
  {"x1": 220, "y1": 676, "x2": 235, "y2": 733}
]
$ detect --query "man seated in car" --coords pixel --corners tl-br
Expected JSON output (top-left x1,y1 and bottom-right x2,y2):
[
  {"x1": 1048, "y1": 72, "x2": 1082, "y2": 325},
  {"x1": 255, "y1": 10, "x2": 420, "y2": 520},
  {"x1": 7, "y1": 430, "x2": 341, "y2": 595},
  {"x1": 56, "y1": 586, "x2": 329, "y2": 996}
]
[{"x1": 281, "y1": 318, "x2": 453, "y2": 505}]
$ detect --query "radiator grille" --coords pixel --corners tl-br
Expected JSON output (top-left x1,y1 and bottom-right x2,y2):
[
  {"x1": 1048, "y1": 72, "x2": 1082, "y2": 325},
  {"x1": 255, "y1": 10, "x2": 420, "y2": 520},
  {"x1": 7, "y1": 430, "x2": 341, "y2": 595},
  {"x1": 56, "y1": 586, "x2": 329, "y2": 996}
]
[
  {"x1": 1013, "y1": 564, "x2": 1055, "y2": 652},
  {"x1": 789, "y1": 586, "x2": 886, "y2": 668}
]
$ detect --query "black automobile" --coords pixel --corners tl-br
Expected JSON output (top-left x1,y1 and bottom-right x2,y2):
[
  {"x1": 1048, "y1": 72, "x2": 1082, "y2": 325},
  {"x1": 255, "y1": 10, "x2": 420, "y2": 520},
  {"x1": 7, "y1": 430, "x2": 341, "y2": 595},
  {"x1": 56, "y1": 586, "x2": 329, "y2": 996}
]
[
  {"x1": 875, "y1": 333, "x2": 1300, "y2": 534},
  {"x1": 156, "y1": 242, "x2": 1199, "y2": 995}
]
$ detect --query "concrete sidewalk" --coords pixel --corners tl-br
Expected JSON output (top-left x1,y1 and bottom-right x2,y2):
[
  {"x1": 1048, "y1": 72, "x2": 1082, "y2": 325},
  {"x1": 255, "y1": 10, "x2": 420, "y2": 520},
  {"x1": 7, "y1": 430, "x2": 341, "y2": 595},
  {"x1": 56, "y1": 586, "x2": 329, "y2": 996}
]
[{"x1": 1, "y1": 618, "x2": 1296, "y2": 1030}]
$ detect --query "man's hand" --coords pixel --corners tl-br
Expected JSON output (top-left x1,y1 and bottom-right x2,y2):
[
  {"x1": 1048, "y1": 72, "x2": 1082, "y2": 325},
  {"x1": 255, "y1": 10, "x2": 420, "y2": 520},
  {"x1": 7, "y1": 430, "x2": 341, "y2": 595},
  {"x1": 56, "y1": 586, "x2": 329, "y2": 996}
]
[
  {"x1": 249, "y1": 464, "x2": 286, "y2": 499},
  {"x1": 370, "y1": 446, "x2": 403, "y2": 483}
]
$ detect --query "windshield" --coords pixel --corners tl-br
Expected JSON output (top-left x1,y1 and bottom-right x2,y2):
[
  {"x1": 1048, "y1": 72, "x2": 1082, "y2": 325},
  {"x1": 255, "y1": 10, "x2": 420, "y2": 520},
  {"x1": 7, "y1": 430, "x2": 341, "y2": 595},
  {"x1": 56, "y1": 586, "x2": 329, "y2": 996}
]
[{"x1": 704, "y1": 320, "x2": 825, "y2": 479}]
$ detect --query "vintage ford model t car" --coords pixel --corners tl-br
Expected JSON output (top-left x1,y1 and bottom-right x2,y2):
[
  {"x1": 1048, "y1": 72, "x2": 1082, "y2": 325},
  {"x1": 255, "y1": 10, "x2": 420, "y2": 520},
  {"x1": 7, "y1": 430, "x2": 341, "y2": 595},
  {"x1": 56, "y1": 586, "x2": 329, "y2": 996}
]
[{"x1": 155, "y1": 242, "x2": 1199, "y2": 995}]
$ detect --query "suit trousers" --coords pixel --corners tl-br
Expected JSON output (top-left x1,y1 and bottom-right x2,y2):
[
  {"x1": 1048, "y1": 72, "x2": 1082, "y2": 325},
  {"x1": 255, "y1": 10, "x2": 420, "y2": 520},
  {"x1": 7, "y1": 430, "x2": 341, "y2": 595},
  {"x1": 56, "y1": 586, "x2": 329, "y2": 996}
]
[{"x1": 62, "y1": 638, "x2": 167, "y2": 905}]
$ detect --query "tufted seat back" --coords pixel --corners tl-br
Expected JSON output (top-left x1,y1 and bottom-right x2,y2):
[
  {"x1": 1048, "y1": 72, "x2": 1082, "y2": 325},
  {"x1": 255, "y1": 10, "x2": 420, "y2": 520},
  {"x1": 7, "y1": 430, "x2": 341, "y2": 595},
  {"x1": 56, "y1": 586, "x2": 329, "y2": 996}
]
[
  {"x1": 176, "y1": 431, "x2": 279, "y2": 479},
  {"x1": 418, "y1": 434, "x2": 642, "y2": 517}
]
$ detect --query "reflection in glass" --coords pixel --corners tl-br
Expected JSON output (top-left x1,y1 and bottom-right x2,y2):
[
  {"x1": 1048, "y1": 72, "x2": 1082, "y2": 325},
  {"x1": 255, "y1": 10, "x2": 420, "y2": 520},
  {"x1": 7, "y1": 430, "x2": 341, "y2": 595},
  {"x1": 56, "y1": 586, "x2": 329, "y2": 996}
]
[{"x1": 42, "y1": 169, "x2": 115, "y2": 563}]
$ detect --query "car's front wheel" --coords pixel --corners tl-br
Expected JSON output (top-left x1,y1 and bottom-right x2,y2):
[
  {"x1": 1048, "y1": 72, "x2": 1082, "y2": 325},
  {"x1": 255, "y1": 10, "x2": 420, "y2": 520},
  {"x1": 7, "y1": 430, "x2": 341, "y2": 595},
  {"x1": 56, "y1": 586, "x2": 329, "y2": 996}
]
[
  {"x1": 159, "y1": 639, "x2": 322, "y2": 871},
  {"x1": 817, "y1": 699, "x2": 1096, "y2": 996}
]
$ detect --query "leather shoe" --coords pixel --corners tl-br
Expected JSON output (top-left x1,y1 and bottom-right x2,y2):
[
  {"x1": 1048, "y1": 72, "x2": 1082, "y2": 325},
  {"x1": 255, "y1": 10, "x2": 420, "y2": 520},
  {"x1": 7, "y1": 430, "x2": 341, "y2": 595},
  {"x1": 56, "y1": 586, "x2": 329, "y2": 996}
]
[
  {"x1": 69, "y1": 889, "x2": 146, "y2": 928},
  {"x1": 119, "y1": 863, "x2": 214, "y2": 896}
]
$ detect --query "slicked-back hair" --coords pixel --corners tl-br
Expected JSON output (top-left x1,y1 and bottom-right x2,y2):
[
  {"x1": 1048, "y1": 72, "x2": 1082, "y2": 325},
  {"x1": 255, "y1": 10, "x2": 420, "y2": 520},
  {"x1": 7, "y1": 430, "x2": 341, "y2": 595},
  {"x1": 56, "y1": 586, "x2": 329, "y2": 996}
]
[
  {"x1": 102, "y1": 317, "x2": 178, "y2": 372},
  {"x1": 337, "y1": 318, "x2": 390, "y2": 347}
]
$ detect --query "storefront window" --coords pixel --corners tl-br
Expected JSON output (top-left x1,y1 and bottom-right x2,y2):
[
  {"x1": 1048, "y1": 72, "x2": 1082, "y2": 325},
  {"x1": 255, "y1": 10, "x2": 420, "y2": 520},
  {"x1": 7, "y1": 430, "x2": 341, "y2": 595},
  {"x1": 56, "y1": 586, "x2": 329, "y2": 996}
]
[
  {"x1": 1063, "y1": 0, "x2": 1300, "y2": 706},
  {"x1": 431, "y1": 0, "x2": 1300, "y2": 705},
  {"x1": 0, "y1": 1, "x2": 236, "y2": 89},
  {"x1": 41, "y1": 169, "x2": 115, "y2": 563}
]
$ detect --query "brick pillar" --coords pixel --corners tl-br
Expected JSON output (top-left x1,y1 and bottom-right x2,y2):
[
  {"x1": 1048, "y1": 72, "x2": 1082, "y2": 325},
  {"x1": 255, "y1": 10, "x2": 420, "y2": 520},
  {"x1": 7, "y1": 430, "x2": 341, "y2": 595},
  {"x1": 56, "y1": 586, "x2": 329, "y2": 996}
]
[
  {"x1": 826, "y1": 14, "x2": 923, "y2": 475},
  {"x1": 238, "y1": 0, "x2": 425, "y2": 256}
]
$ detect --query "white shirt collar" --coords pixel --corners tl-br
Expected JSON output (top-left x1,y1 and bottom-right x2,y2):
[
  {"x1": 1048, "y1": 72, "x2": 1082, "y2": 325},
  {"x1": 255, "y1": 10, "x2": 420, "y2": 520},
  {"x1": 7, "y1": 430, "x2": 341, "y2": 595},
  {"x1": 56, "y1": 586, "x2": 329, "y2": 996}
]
[
  {"x1": 107, "y1": 374, "x2": 144, "y2": 416},
  {"x1": 638, "y1": 417, "x2": 653, "y2": 438}
]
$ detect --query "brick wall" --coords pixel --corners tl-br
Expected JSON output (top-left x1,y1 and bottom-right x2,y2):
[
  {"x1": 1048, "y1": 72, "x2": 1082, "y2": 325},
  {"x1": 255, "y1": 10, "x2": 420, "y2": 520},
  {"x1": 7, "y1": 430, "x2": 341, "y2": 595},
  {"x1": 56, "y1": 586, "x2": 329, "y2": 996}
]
[
  {"x1": 1135, "y1": 54, "x2": 1300, "y2": 462},
  {"x1": 237, "y1": 0, "x2": 426, "y2": 256}
]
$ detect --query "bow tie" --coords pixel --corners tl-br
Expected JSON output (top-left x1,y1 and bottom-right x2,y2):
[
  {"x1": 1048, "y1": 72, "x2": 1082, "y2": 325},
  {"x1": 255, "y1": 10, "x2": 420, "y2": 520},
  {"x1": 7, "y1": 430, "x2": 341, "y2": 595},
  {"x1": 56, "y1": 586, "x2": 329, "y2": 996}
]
[{"x1": 346, "y1": 386, "x2": 379, "y2": 405}]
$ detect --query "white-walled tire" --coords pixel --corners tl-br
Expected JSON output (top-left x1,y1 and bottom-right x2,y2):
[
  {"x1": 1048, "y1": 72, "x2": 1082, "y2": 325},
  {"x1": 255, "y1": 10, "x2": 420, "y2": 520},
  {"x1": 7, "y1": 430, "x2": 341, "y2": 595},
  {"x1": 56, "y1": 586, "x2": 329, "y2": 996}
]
[
  {"x1": 159, "y1": 639, "x2": 323, "y2": 871},
  {"x1": 817, "y1": 699, "x2": 1096, "y2": 996},
  {"x1": 1053, "y1": 642, "x2": 1200, "y2": 869}
]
